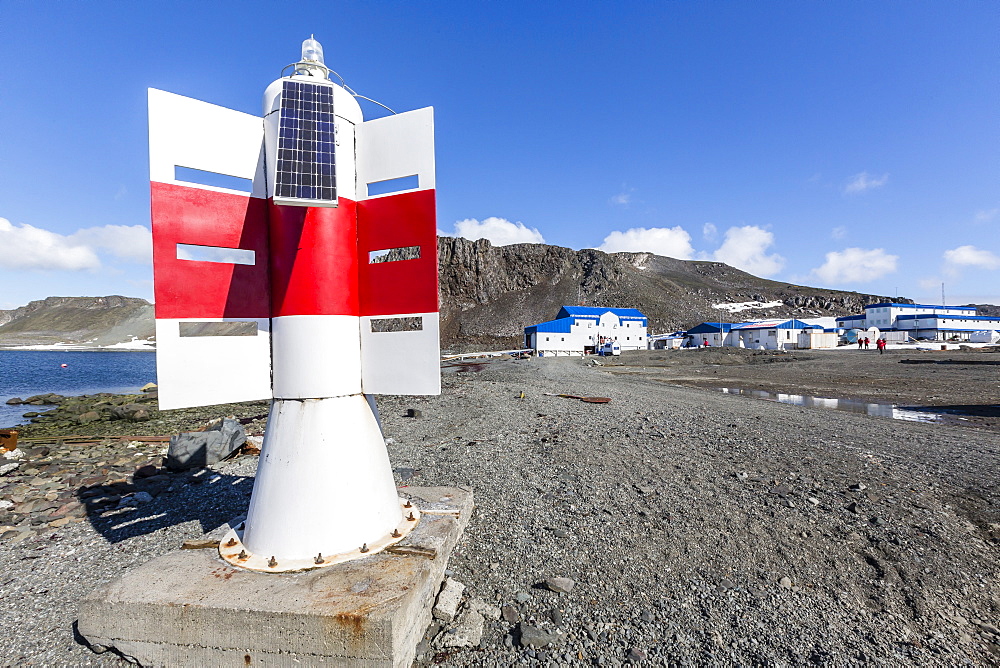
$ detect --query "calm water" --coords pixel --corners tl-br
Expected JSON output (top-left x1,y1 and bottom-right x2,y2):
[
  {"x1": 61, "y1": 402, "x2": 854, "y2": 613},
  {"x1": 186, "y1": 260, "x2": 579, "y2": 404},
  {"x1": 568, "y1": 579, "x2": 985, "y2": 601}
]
[
  {"x1": 0, "y1": 350, "x2": 157, "y2": 428},
  {"x1": 719, "y1": 387, "x2": 943, "y2": 423}
]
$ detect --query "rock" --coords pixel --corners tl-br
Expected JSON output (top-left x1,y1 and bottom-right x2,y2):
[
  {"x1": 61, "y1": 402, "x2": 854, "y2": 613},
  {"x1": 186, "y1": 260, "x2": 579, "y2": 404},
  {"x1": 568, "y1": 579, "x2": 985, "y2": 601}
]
[
  {"x1": 394, "y1": 467, "x2": 416, "y2": 481},
  {"x1": 640, "y1": 610, "x2": 654, "y2": 622},
  {"x1": 850, "y1": 482, "x2": 867, "y2": 491},
  {"x1": 518, "y1": 623, "x2": 557, "y2": 648},
  {"x1": 166, "y1": 417, "x2": 246, "y2": 471},
  {"x1": 432, "y1": 577, "x2": 465, "y2": 623},
  {"x1": 134, "y1": 464, "x2": 160, "y2": 479},
  {"x1": 549, "y1": 608, "x2": 563, "y2": 625},
  {"x1": 436, "y1": 609, "x2": 484, "y2": 648},
  {"x1": 140, "y1": 383, "x2": 158, "y2": 392},
  {"x1": 626, "y1": 647, "x2": 647, "y2": 663},
  {"x1": 5, "y1": 398, "x2": 23, "y2": 405},
  {"x1": 808, "y1": 497, "x2": 820, "y2": 506},
  {"x1": 3, "y1": 449, "x2": 25, "y2": 461},
  {"x1": 77, "y1": 411, "x2": 101, "y2": 424},
  {"x1": 501, "y1": 604, "x2": 521, "y2": 624},
  {"x1": 769, "y1": 485, "x2": 790, "y2": 498},
  {"x1": 0, "y1": 499, "x2": 12, "y2": 511},
  {"x1": 22, "y1": 412, "x2": 39, "y2": 419},
  {"x1": 779, "y1": 577, "x2": 793, "y2": 589},
  {"x1": 468, "y1": 599, "x2": 501, "y2": 620},
  {"x1": 405, "y1": 408, "x2": 422, "y2": 418},
  {"x1": 514, "y1": 591, "x2": 531, "y2": 603},
  {"x1": 553, "y1": 528, "x2": 570, "y2": 538},
  {"x1": 0, "y1": 462, "x2": 19, "y2": 476},
  {"x1": 544, "y1": 577, "x2": 576, "y2": 593},
  {"x1": 845, "y1": 501, "x2": 860, "y2": 514}
]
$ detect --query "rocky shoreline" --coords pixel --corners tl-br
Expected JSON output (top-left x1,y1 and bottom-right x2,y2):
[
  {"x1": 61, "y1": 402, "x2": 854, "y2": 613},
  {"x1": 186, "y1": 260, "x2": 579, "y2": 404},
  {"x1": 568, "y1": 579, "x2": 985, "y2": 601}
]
[{"x1": 0, "y1": 351, "x2": 997, "y2": 665}]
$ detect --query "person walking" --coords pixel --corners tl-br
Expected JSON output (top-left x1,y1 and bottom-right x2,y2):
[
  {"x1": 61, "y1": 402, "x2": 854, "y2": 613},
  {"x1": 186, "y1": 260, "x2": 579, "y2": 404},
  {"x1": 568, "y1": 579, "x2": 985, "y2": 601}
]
[
  {"x1": 877, "y1": 338, "x2": 886, "y2": 354},
  {"x1": 857, "y1": 336, "x2": 864, "y2": 349},
  {"x1": 864, "y1": 337, "x2": 870, "y2": 349}
]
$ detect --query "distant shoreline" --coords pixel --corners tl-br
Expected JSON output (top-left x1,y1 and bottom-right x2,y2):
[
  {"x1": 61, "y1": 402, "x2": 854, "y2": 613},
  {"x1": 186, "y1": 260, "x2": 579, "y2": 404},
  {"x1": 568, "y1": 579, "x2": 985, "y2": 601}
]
[{"x1": 0, "y1": 345, "x2": 155, "y2": 352}]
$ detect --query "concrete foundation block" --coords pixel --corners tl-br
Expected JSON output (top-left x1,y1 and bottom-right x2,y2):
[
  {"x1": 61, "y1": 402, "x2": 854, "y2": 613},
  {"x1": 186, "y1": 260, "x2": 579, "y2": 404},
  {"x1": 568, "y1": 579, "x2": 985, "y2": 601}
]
[{"x1": 78, "y1": 486, "x2": 473, "y2": 667}]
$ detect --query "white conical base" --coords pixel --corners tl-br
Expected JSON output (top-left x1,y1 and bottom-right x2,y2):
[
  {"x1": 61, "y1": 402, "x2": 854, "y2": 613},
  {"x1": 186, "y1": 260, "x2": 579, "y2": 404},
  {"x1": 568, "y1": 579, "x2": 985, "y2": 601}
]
[{"x1": 240, "y1": 395, "x2": 402, "y2": 561}]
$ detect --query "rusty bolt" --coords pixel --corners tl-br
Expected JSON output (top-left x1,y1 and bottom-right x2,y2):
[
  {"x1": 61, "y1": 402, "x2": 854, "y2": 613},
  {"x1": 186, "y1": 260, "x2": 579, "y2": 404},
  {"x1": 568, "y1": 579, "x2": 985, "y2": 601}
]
[
  {"x1": 225, "y1": 538, "x2": 237, "y2": 548},
  {"x1": 238, "y1": 550, "x2": 248, "y2": 560},
  {"x1": 268, "y1": 556, "x2": 277, "y2": 568},
  {"x1": 391, "y1": 529, "x2": 401, "y2": 538},
  {"x1": 407, "y1": 512, "x2": 416, "y2": 521},
  {"x1": 403, "y1": 499, "x2": 412, "y2": 509},
  {"x1": 314, "y1": 553, "x2": 324, "y2": 565},
  {"x1": 360, "y1": 543, "x2": 369, "y2": 553}
]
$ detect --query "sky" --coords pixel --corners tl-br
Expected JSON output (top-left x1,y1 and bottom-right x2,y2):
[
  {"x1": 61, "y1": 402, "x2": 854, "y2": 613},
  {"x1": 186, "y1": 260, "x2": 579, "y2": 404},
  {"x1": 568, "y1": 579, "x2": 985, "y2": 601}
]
[{"x1": 0, "y1": 1, "x2": 997, "y2": 311}]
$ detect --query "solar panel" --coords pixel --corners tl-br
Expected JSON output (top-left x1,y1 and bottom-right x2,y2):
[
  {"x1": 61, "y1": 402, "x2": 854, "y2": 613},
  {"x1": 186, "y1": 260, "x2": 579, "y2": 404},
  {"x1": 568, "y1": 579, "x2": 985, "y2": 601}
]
[{"x1": 275, "y1": 80, "x2": 337, "y2": 203}]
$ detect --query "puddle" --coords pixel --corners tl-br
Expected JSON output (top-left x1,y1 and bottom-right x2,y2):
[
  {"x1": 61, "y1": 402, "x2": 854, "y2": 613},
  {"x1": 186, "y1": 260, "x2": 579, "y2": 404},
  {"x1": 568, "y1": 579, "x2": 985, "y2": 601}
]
[{"x1": 719, "y1": 387, "x2": 948, "y2": 424}]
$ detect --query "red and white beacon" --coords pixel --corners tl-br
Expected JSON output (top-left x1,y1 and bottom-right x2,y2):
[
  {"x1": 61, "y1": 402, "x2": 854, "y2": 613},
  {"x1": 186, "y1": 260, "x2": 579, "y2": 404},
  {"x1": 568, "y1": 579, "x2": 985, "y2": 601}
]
[{"x1": 148, "y1": 36, "x2": 440, "y2": 571}]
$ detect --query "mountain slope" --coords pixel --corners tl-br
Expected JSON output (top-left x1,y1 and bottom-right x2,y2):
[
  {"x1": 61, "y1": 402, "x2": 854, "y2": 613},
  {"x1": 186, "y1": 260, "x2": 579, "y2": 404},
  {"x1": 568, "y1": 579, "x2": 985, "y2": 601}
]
[
  {"x1": 0, "y1": 296, "x2": 154, "y2": 347},
  {"x1": 437, "y1": 237, "x2": 902, "y2": 346}
]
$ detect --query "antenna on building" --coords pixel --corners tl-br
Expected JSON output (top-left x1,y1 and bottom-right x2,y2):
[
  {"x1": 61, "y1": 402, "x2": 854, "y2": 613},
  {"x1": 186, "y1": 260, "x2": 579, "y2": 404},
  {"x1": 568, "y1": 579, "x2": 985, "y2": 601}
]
[{"x1": 941, "y1": 282, "x2": 946, "y2": 306}]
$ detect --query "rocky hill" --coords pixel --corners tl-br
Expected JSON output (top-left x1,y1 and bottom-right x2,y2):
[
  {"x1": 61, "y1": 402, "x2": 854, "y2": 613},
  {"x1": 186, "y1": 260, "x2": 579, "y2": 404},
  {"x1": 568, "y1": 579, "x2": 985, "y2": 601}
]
[
  {"x1": 437, "y1": 237, "x2": 903, "y2": 347},
  {"x1": 5, "y1": 239, "x2": 991, "y2": 349},
  {"x1": 0, "y1": 296, "x2": 154, "y2": 347}
]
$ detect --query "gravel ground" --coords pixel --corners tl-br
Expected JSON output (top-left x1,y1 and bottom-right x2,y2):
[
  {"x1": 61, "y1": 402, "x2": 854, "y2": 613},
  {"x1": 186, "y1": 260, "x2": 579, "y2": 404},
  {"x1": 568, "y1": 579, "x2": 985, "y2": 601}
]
[{"x1": 0, "y1": 353, "x2": 998, "y2": 666}]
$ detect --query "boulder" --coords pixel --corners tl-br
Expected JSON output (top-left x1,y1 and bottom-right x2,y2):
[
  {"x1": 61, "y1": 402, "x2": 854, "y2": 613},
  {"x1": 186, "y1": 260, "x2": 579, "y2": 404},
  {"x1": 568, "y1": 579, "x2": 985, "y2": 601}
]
[
  {"x1": 166, "y1": 417, "x2": 246, "y2": 471},
  {"x1": 5, "y1": 398, "x2": 22, "y2": 405},
  {"x1": 140, "y1": 383, "x2": 158, "y2": 393}
]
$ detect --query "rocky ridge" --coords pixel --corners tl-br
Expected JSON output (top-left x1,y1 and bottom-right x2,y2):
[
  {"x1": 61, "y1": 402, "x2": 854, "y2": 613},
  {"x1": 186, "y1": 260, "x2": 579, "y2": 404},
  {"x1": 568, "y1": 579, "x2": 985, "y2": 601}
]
[{"x1": 437, "y1": 236, "x2": 904, "y2": 347}]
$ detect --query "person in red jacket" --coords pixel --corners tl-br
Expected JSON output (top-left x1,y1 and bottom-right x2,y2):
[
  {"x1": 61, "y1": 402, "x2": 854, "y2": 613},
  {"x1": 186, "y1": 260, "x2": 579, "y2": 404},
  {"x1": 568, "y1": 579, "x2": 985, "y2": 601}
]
[{"x1": 877, "y1": 338, "x2": 886, "y2": 354}]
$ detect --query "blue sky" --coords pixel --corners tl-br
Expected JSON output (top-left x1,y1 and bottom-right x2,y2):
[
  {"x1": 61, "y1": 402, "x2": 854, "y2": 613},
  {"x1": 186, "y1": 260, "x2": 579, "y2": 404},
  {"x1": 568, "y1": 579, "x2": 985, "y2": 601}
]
[{"x1": 1, "y1": 1, "x2": 997, "y2": 310}]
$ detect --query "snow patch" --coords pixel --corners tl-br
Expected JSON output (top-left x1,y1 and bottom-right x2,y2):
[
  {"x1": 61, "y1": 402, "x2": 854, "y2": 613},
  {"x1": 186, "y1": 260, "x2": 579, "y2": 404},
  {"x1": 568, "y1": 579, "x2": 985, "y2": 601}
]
[{"x1": 712, "y1": 300, "x2": 784, "y2": 314}]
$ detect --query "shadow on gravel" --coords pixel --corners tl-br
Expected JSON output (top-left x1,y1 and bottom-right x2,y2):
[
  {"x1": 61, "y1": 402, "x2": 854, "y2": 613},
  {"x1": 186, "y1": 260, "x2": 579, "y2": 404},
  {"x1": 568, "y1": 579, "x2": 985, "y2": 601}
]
[{"x1": 75, "y1": 468, "x2": 253, "y2": 544}]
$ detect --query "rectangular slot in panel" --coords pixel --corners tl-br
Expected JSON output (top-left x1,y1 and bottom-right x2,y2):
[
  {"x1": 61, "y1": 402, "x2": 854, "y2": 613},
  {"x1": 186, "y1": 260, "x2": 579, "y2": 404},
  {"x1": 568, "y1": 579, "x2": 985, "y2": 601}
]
[
  {"x1": 369, "y1": 246, "x2": 421, "y2": 264},
  {"x1": 367, "y1": 174, "x2": 418, "y2": 197},
  {"x1": 175, "y1": 166, "x2": 253, "y2": 193},
  {"x1": 179, "y1": 321, "x2": 259, "y2": 337},
  {"x1": 176, "y1": 244, "x2": 256, "y2": 265},
  {"x1": 370, "y1": 316, "x2": 423, "y2": 333}
]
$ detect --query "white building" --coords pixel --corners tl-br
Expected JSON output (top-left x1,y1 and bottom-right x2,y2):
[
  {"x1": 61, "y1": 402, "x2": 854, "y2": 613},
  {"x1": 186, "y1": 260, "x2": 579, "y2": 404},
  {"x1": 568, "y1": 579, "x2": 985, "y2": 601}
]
[
  {"x1": 525, "y1": 306, "x2": 648, "y2": 356},
  {"x1": 685, "y1": 319, "x2": 834, "y2": 350},
  {"x1": 836, "y1": 303, "x2": 1000, "y2": 341}
]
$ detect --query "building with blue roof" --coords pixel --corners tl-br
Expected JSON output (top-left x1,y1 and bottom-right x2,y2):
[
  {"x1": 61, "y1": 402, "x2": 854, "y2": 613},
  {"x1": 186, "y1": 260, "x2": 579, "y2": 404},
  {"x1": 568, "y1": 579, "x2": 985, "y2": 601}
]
[
  {"x1": 684, "y1": 319, "x2": 836, "y2": 349},
  {"x1": 525, "y1": 306, "x2": 648, "y2": 356}
]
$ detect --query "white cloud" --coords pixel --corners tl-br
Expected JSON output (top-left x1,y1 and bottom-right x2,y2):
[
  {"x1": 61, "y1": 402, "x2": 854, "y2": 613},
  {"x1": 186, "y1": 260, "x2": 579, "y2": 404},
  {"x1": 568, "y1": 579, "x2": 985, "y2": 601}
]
[
  {"x1": 598, "y1": 226, "x2": 695, "y2": 259},
  {"x1": 811, "y1": 247, "x2": 898, "y2": 284},
  {"x1": 702, "y1": 222, "x2": 718, "y2": 242},
  {"x1": 609, "y1": 184, "x2": 635, "y2": 207},
  {"x1": 711, "y1": 225, "x2": 784, "y2": 276},
  {"x1": 70, "y1": 225, "x2": 152, "y2": 264},
  {"x1": 943, "y1": 245, "x2": 1000, "y2": 270},
  {"x1": 831, "y1": 226, "x2": 847, "y2": 239},
  {"x1": 844, "y1": 171, "x2": 889, "y2": 194},
  {"x1": 0, "y1": 217, "x2": 100, "y2": 271},
  {"x1": 447, "y1": 217, "x2": 545, "y2": 246},
  {"x1": 973, "y1": 208, "x2": 998, "y2": 224}
]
